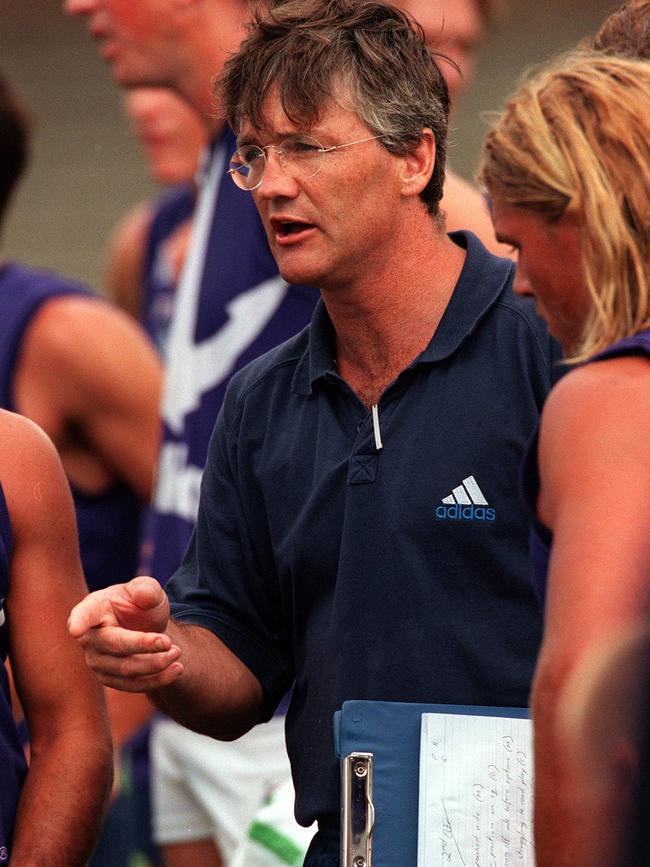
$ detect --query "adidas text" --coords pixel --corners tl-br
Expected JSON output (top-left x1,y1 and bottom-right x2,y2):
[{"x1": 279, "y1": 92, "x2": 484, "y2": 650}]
[{"x1": 435, "y1": 504, "x2": 496, "y2": 522}]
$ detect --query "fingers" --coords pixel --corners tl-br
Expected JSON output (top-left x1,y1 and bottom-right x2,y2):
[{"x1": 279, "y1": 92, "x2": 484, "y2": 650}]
[
  {"x1": 124, "y1": 576, "x2": 169, "y2": 620},
  {"x1": 95, "y1": 660, "x2": 185, "y2": 693},
  {"x1": 68, "y1": 577, "x2": 177, "y2": 693},
  {"x1": 68, "y1": 586, "x2": 123, "y2": 638},
  {"x1": 78, "y1": 624, "x2": 172, "y2": 657},
  {"x1": 68, "y1": 576, "x2": 169, "y2": 640},
  {"x1": 78, "y1": 625, "x2": 183, "y2": 692},
  {"x1": 114, "y1": 576, "x2": 170, "y2": 633}
]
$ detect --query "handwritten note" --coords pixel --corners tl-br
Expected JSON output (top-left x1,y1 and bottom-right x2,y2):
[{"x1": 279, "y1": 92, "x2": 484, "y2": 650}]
[{"x1": 417, "y1": 712, "x2": 535, "y2": 867}]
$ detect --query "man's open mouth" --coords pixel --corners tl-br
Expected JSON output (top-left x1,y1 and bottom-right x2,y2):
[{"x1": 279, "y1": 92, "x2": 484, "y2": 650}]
[{"x1": 279, "y1": 221, "x2": 313, "y2": 236}]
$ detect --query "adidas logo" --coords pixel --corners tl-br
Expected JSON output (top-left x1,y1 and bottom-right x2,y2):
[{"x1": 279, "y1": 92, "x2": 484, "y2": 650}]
[{"x1": 435, "y1": 475, "x2": 496, "y2": 522}]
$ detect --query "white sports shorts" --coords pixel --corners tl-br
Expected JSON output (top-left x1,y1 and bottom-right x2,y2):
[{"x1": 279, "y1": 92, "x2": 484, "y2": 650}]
[{"x1": 150, "y1": 714, "x2": 297, "y2": 862}]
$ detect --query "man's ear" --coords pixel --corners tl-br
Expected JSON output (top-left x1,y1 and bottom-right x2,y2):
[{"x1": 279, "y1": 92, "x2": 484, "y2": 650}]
[{"x1": 399, "y1": 127, "x2": 436, "y2": 198}]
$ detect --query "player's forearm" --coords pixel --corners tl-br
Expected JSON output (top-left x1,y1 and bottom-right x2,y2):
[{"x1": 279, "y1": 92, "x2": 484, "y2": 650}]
[
  {"x1": 531, "y1": 664, "x2": 586, "y2": 867},
  {"x1": 11, "y1": 727, "x2": 113, "y2": 866},
  {"x1": 149, "y1": 620, "x2": 264, "y2": 740}
]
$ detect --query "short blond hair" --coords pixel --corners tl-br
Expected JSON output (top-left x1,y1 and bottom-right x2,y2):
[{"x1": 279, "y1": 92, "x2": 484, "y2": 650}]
[{"x1": 478, "y1": 53, "x2": 650, "y2": 362}]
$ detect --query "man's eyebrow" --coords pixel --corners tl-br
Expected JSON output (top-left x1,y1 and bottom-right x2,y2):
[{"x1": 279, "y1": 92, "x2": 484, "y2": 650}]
[
  {"x1": 235, "y1": 132, "x2": 259, "y2": 147},
  {"x1": 237, "y1": 127, "x2": 313, "y2": 147}
]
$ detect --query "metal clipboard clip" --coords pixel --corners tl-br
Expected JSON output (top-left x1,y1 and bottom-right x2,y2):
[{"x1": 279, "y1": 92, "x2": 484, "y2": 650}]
[{"x1": 341, "y1": 751, "x2": 375, "y2": 867}]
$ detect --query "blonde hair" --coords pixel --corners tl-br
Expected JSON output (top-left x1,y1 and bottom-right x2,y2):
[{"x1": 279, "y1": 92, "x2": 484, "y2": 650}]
[{"x1": 478, "y1": 53, "x2": 650, "y2": 362}]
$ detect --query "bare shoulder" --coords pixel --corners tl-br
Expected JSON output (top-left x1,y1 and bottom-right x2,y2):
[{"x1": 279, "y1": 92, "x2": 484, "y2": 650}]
[
  {"x1": 24, "y1": 292, "x2": 158, "y2": 374},
  {"x1": 0, "y1": 409, "x2": 67, "y2": 516},
  {"x1": 0, "y1": 407, "x2": 57, "y2": 458},
  {"x1": 539, "y1": 354, "x2": 650, "y2": 512},
  {"x1": 542, "y1": 354, "x2": 650, "y2": 436}
]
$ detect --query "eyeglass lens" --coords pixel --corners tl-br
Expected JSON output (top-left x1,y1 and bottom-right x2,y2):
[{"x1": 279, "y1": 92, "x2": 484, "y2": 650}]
[{"x1": 229, "y1": 135, "x2": 325, "y2": 190}]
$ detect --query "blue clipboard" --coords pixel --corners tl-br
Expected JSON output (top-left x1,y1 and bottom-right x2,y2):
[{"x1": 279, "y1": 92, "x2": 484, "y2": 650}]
[{"x1": 334, "y1": 699, "x2": 529, "y2": 867}]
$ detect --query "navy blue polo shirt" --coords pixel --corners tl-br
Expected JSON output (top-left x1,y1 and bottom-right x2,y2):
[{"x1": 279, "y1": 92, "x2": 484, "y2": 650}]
[{"x1": 167, "y1": 231, "x2": 559, "y2": 832}]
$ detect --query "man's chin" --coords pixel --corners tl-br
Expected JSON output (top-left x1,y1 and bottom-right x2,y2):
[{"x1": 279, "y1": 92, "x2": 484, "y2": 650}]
[
  {"x1": 276, "y1": 262, "x2": 320, "y2": 290},
  {"x1": 111, "y1": 63, "x2": 158, "y2": 91}
]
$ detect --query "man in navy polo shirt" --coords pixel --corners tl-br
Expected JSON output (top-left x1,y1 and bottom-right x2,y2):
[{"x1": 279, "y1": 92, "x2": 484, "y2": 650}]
[{"x1": 69, "y1": 2, "x2": 558, "y2": 863}]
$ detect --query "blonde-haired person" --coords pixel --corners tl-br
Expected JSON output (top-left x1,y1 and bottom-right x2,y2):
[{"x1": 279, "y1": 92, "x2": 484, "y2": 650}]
[{"x1": 479, "y1": 53, "x2": 650, "y2": 867}]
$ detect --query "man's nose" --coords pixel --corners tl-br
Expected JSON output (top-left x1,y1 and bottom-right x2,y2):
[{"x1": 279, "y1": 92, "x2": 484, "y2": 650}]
[{"x1": 256, "y1": 149, "x2": 299, "y2": 199}]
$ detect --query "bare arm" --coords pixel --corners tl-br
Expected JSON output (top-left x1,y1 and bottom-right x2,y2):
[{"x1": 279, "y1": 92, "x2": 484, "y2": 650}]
[
  {"x1": 68, "y1": 576, "x2": 264, "y2": 741},
  {"x1": 531, "y1": 358, "x2": 650, "y2": 867},
  {"x1": 103, "y1": 201, "x2": 154, "y2": 320},
  {"x1": 15, "y1": 296, "x2": 162, "y2": 500},
  {"x1": 1, "y1": 411, "x2": 113, "y2": 866}
]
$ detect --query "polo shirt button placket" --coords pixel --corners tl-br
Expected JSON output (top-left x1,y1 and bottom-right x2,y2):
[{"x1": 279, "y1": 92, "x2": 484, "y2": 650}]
[{"x1": 348, "y1": 409, "x2": 381, "y2": 485}]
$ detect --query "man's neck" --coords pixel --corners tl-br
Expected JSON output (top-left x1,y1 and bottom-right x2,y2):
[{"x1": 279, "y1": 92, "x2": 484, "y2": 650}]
[{"x1": 324, "y1": 229, "x2": 466, "y2": 408}]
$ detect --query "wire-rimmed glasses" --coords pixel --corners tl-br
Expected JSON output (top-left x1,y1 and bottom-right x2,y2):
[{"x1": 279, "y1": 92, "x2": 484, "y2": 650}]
[{"x1": 227, "y1": 133, "x2": 381, "y2": 191}]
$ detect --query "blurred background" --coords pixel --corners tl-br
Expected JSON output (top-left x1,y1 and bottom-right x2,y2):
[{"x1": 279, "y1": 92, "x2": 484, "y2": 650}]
[{"x1": 2, "y1": 0, "x2": 617, "y2": 292}]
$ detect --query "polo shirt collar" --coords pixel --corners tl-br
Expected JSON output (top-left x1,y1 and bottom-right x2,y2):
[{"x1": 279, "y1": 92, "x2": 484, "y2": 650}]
[
  {"x1": 419, "y1": 230, "x2": 514, "y2": 362},
  {"x1": 293, "y1": 300, "x2": 338, "y2": 395},
  {"x1": 293, "y1": 230, "x2": 513, "y2": 395}
]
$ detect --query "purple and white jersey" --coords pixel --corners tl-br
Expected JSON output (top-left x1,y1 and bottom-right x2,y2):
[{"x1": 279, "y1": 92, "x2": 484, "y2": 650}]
[{"x1": 146, "y1": 126, "x2": 320, "y2": 584}]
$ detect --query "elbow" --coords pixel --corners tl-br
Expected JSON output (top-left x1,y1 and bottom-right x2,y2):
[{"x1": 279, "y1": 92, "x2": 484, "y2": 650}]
[{"x1": 530, "y1": 646, "x2": 578, "y2": 736}]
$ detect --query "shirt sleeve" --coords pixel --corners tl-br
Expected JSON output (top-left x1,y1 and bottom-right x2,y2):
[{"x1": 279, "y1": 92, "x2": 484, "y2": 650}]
[{"x1": 165, "y1": 396, "x2": 294, "y2": 720}]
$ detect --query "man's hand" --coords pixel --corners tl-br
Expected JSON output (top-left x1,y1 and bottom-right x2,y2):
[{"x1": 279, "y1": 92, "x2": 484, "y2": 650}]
[{"x1": 68, "y1": 576, "x2": 184, "y2": 692}]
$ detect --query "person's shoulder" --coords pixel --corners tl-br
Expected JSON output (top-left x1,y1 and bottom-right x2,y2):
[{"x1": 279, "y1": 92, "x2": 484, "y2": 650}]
[
  {"x1": 30, "y1": 291, "x2": 140, "y2": 341},
  {"x1": 24, "y1": 290, "x2": 156, "y2": 383},
  {"x1": 538, "y1": 351, "x2": 650, "y2": 518},
  {"x1": 0, "y1": 409, "x2": 60, "y2": 479},
  {"x1": 540, "y1": 353, "x2": 650, "y2": 475},
  {"x1": 0, "y1": 406, "x2": 48, "y2": 440},
  {"x1": 546, "y1": 352, "x2": 650, "y2": 424}
]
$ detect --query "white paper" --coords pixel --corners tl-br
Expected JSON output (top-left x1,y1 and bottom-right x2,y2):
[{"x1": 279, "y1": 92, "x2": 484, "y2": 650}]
[{"x1": 417, "y1": 712, "x2": 535, "y2": 867}]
